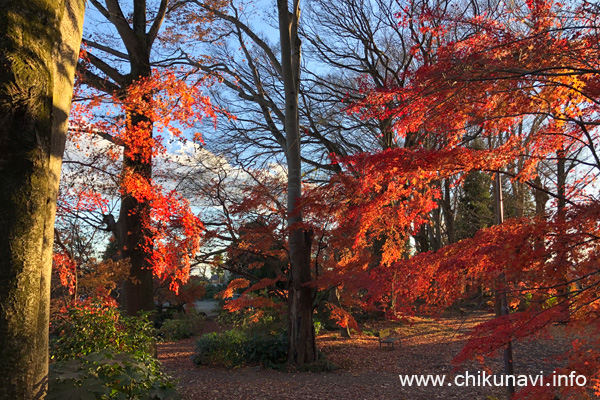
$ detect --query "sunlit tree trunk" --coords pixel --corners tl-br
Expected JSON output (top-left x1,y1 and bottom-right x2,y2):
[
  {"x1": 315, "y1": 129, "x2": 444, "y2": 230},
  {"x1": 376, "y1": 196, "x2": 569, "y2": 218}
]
[
  {"x1": 118, "y1": 128, "x2": 155, "y2": 315},
  {"x1": 0, "y1": 0, "x2": 85, "y2": 396}
]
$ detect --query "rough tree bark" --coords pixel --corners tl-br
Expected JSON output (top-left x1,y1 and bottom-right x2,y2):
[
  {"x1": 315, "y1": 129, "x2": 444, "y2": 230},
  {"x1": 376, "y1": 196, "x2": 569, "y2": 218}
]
[
  {"x1": 277, "y1": 0, "x2": 317, "y2": 365},
  {"x1": 0, "y1": 0, "x2": 85, "y2": 397}
]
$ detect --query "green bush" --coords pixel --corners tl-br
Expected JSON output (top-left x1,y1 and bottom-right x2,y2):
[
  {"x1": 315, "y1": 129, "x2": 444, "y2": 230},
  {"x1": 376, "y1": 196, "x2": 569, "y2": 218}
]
[
  {"x1": 193, "y1": 330, "x2": 247, "y2": 368},
  {"x1": 193, "y1": 329, "x2": 287, "y2": 369},
  {"x1": 158, "y1": 311, "x2": 204, "y2": 341},
  {"x1": 154, "y1": 309, "x2": 176, "y2": 330},
  {"x1": 217, "y1": 306, "x2": 285, "y2": 336},
  {"x1": 158, "y1": 319, "x2": 193, "y2": 341},
  {"x1": 49, "y1": 300, "x2": 177, "y2": 398},
  {"x1": 244, "y1": 332, "x2": 288, "y2": 368},
  {"x1": 244, "y1": 310, "x2": 285, "y2": 337},
  {"x1": 362, "y1": 329, "x2": 378, "y2": 337},
  {"x1": 50, "y1": 300, "x2": 155, "y2": 361},
  {"x1": 48, "y1": 350, "x2": 177, "y2": 400}
]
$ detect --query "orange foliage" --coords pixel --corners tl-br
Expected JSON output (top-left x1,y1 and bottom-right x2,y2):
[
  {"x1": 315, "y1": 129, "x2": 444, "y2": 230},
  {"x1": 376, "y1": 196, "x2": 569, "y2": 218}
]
[
  {"x1": 78, "y1": 259, "x2": 130, "y2": 299},
  {"x1": 157, "y1": 275, "x2": 206, "y2": 309},
  {"x1": 328, "y1": 304, "x2": 359, "y2": 331},
  {"x1": 53, "y1": 252, "x2": 77, "y2": 296},
  {"x1": 67, "y1": 68, "x2": 230, "y2": 294},
  {"x1": 219, "y1": 278, "x2": 251, "y2": 300},
  {"x1": 314, "y1": 1, "x2": 600, "y2": 396}
]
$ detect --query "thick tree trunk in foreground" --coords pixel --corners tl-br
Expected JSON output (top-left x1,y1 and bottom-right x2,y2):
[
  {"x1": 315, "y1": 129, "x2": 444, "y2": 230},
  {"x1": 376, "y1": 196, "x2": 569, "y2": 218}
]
[
  {"x1": 0, "y1": 0, "x2": 85, "y2": 397},
  {"x1": 278, "y1": 0, "x2": 317, "y2": 365}
]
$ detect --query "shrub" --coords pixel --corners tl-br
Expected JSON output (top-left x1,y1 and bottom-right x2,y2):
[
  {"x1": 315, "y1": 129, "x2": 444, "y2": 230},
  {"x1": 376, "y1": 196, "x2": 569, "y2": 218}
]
[
  {"x1": 193, "y1": 330, "x2": 247, "y2": 368},
  {"x1": 217, "y1": 306, "x2": 285, "y2": 336},
  {"x1": 244, "y1": 332, "x2": 288, "y2": 368},
  {"x1": 158, "y1": 311, "x2": 204, "y2": 341},
  {"x1": 158, "y1": 319, "x2": 193, "y2": 341},
  {"x1": 154, "y1": 308, "x2": 176, "y2": 330},
  {"x1": 49, "y1": 299, "x2": 177, "y2": 399},
  {"x1": 362, "y1": 329, "x2": 378, "y2": 337},
  {"x1": 193, "y1": 329, "x2": 287, "y2": 369},
  {"x1": 48, "y1": 350, "x2": 177, "y2": 400},
  {"x1": 242, "y1": 309, "x2": 285, "y2": 337},
  {"x1": 50, "y1": 299, "x2": 155, "y2": 361}
]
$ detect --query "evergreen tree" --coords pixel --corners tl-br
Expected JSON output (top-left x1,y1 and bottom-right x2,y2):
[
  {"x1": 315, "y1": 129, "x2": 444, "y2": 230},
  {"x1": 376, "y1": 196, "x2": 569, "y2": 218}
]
[{"x1": 455, "y1": 171, "x2": 494, "y2": 241}]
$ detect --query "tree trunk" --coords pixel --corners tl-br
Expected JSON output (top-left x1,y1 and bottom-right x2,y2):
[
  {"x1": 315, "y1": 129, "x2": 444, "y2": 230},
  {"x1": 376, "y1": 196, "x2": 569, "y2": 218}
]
[
  {"x1": 118, "y1": 62, "x2": 154, "y2": 315},
  {"x1": 493, "y1": 172, "x2": 515, "y2": 396},
  {"x1": 328, "y1": 287, "x2": 351, "y2": 338},
  {"x1": 513, "y1": 180, "x2": 525, "y2": 218},
  {"x1": 442, "y1": 179, "x2": 455, "y2": 244},
  {"x1": 533, "y1": 175, "x2": 548, "y2": 216},
  {"x1": 278, "y1": 0, "x2": 317, "y2": 365},
  {"x1": 0, "y1": 0, "x2": 85, "y2": 397},
  {"x1": 555, "y1": 148, "x2": 570, "y2": 323},
  {"x1": 118, "y1": 143, "x2": 155, "y2": 315}
]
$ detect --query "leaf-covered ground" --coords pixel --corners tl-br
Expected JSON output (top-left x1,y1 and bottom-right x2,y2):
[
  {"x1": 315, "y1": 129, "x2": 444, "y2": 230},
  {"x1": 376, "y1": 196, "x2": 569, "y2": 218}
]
[{"x1": 157, "y1": 312, "x2": 575, "y2": 399}]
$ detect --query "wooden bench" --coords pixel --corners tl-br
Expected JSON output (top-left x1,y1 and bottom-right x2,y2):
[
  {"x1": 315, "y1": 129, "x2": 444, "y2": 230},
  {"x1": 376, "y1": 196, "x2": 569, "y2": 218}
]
[{"x1": 377, "y1": 329, "x2": 401, "y2": 350}]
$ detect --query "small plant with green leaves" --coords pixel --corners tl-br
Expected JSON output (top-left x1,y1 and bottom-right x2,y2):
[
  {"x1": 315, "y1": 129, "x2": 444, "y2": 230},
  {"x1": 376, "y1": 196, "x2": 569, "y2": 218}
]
[
  {"x1": 50, "y1": 298, "x2": 155, "y2": 361},
  {"x1": 361, "y1": 329, "x2": 378, "y2": 337},
  {"x1": 49, "y1": 297, "x2": 176, "y2": 399},
  {"x1": 48, "y1": 350, "x2": 177, "y2": 399},
  {"x1": 314, "y1": 320, "x2": 323, "y2": 336},
  {"x1": 243, "y1": 332, "x2": 288, "y2": 368}
]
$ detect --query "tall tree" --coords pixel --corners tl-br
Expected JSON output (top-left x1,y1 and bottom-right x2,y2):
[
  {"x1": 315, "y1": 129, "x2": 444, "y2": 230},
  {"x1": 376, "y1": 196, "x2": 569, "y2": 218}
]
[
  {"x1": 0, "y1": 0, "x2": 85, "y2": 397},
  {"x1": 455, "y1": 171, "x2": 494, "y2": 241},
  {"x1": 185, "y1": 0, "x2": 352, "y2": 176},
  {"x1": 189, "y1": 0, "x2": 320, "y2": 365},
  {"x1": 80, "y1": 0, "x2": 167, "y2": 315},
  {"x1": 277, "y1": 0, "x2": 317, "y2": 365},
  {"x1": 76, "y1": 0, "x2": 216, "y2": 315}
]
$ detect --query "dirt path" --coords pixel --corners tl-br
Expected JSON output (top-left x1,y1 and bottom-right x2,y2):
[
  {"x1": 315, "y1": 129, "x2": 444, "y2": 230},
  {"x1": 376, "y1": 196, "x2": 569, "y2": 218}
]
[{"x1": 157, "y1": 313, "x2": 574, "y2": 399}]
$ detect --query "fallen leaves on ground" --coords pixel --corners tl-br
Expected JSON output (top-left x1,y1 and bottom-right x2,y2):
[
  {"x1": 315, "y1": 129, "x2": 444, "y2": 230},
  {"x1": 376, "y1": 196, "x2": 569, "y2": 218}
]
[{"x1": 158, "y1": 312, "x2": 577, "y2": 399}]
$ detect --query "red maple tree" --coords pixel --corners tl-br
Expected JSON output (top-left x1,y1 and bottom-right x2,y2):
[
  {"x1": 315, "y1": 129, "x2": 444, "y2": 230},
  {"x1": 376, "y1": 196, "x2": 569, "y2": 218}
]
[{"x1": 326, "y1": 0, "x2": 600, "y2": 396}]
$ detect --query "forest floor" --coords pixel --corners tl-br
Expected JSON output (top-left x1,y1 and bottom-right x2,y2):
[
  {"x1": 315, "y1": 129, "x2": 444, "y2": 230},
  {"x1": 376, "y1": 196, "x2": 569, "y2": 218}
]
[{"x1": 157, "y1": 311, "x2": 575, "y2": 399}]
